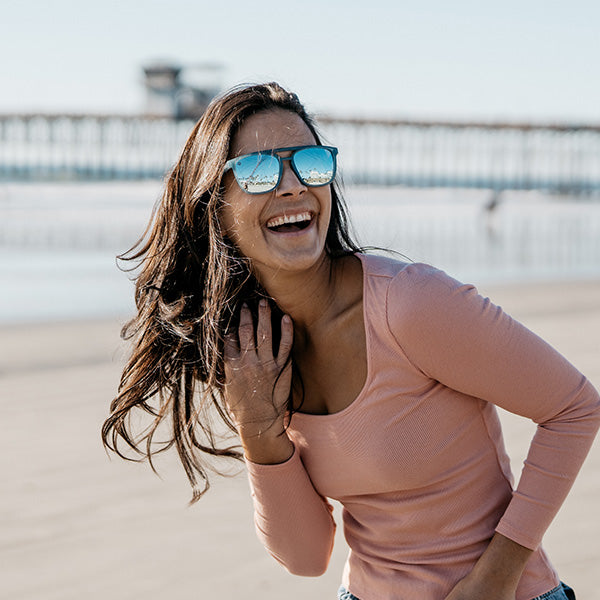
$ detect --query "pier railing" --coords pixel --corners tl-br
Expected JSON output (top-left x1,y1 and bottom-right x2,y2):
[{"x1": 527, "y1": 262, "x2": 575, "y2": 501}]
[
  {"x1": 319, "y1": 116, "x2": 600, "y2": 193},
  {"x1": 0, "y1": 114, "x2": 191, "y2": 181},
  {"x1": 1, "y1": 113, "x2": 599, "y2": 193}
]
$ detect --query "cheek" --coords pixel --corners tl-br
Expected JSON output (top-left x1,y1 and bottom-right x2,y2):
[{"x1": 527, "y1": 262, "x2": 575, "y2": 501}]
[
  {"x1": 319, "y1": 190, "x2": 333, "y2": 231},
  {"x1": 219, "y1": 196, "x2": 262, "y2": 248},
  {"x1": 219, "y1": 203, "x2": 238, "y2": 239},
  {"x1": 220, "y1": 186, "x2": 247, "y2": 238}
]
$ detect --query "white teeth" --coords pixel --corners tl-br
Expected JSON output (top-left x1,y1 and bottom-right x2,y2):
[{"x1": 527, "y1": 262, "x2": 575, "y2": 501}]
[{"x1": 266, "y1": 211, "x2": 312, "y2": 229}]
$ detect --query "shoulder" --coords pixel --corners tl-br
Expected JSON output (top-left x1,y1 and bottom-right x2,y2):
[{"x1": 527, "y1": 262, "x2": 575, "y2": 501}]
[
  {"x1": 360, "y1": 255, "x2": 482, "y2": 342},
  {"x1": 358, "y1": 253, "x2": 475, "y2": 340},
  {"x1": 386, "y1": 260, "x2": 478, "y2": 324},
  {"x1": 357, "y1": 252, "x2": 465, "y2": 300},
  {"x1": 356, "y1": 251, "x2": 411, "y2": 280}
]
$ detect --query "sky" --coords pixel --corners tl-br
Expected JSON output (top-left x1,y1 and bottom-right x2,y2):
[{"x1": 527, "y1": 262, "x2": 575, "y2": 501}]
[{"x1": 1, "y1": 0, "x2": 599, "y2": 123}]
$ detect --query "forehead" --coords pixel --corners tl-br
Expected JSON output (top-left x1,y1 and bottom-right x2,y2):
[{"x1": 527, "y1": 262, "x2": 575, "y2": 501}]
[{"x1": 230, "y1": 108, "x2": 316, "y2": 157}]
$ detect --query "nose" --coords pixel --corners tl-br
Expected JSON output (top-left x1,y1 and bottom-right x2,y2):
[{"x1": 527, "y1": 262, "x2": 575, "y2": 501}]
[{"x1": 275, "y1": 160, "x2": 307, "y2": 197}]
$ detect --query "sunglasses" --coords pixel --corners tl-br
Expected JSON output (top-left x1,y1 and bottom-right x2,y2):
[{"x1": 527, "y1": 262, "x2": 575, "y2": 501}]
[{"x1": 223, "y1": 145, "x2": 338, "y2": 195}]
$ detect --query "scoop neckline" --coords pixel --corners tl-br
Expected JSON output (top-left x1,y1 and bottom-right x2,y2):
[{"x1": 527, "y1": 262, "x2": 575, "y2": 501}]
[{"x1": 291, "y1": 252, "x2": 372, "y2": 421}]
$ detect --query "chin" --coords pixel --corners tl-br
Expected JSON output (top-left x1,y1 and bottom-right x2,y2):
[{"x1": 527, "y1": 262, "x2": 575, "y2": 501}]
[{"x1": 252, "y1": 246, "x2": 329, "y2": 278}]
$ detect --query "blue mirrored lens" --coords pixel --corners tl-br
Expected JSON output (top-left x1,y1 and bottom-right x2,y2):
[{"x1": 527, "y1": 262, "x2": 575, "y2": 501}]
[
  {"x1": 232, "y1": 153, "x2": 280, "y2": 193},
  {"x1": 293, "y1": 147, "x2": 335, "y2": 186}
]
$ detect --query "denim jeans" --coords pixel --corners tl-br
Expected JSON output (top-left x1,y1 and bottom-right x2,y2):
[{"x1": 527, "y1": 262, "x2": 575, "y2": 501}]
[
  {"x1": 534, "y1": 582, "x2": 576, "y2": 600},
  {"x1": 337, "y1": 581, "x2": 575, "y2": 600}
]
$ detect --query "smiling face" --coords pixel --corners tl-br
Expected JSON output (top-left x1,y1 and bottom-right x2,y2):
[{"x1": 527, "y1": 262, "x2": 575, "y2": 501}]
[{"x1": 220, "y1": 108, "x2": 333, "y2": 281}]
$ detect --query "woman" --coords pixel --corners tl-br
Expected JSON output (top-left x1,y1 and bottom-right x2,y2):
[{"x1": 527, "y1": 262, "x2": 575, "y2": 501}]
[{"x1": 103, "y1": 82, "x2": 599, "y2": 600}]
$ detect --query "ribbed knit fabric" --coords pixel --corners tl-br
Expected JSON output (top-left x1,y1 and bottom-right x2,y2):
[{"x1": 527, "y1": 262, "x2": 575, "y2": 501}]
[{"x1": 245, "y1": 254, "x2": 600, "y2": 600}]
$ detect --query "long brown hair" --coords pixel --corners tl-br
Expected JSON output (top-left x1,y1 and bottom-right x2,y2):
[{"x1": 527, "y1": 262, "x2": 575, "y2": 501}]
[{"x1": 102, "y1": 82, "x2": 361, "y2": 500}]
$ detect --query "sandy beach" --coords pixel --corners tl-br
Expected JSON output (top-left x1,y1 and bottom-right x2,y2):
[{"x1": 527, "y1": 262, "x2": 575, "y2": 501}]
[{"x1": 1, "y1": 278, "x2": 599, "y2": 599}]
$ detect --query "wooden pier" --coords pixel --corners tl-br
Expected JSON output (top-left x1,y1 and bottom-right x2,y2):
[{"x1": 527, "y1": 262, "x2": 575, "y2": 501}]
[{"x1": 1, "y1": 113, "x2": 599, "y2": 193}]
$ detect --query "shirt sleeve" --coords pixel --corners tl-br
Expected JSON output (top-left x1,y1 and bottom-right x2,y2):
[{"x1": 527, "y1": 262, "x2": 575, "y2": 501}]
[
  {"x1": 386, "y1": 263, "x2": 600, "y2": 550},
  {"x1": 245, "y1": 445, "x2": 336, "y2": 576}
]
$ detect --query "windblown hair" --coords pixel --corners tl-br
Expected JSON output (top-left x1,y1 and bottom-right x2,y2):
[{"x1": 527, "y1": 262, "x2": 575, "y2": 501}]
[{"x1": 102, "y1": 82, "x2": 361, "y2": 500}]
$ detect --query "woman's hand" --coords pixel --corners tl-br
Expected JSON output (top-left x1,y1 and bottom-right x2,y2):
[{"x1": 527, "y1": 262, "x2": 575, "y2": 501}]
[
  {"x1": 443, "y1": 573, "x2": 516, "y2": 600},
  {"x1": 223, "y1": 299, "x2": 294, "y2": 464},
  {"x1": 443, "y1": 533, "x2": 532, "y2": 600}
]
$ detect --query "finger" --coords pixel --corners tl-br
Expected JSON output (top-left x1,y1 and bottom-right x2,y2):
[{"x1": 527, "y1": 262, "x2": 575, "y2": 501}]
[
  {"x1": 223, "y1": 331, "x2": 239, "y2": 361},
  {"x1": 276, "y1": 314, "x2": 294, "y2": 365},
  {"x1": 256, "y1": 299, "x2": 273, "y2": 361},
  {"x1": 238, "y1": 303, "x2": 256, "y2": 352}
]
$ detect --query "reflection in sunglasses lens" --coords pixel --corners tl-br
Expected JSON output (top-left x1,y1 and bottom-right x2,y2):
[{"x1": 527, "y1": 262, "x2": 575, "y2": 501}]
[
  {"x1": 232, "y1": 147, "x2": 336, "y2": 193},
  {"x1": 294, "y1": 148, "x2": 335, "y2": 186},
  {"x1": 235, "y1": 154, "x2": 279, "y2": 194}
]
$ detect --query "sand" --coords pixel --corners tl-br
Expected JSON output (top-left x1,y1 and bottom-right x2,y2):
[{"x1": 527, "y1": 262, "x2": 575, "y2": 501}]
[{"x1": 1, "y1": 279, "x2": 599, "y2": 599}]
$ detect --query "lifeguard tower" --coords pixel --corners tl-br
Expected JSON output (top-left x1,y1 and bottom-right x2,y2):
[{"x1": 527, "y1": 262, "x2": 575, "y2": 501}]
[{"x1": 143, "y1": 61, "x2": 223, "y2": 119}]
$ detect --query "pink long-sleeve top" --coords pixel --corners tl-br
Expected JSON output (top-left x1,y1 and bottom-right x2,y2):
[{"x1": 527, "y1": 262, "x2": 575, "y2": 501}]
[{"x1": 245, "y1": 254, "x2": 600, "y2": 600}]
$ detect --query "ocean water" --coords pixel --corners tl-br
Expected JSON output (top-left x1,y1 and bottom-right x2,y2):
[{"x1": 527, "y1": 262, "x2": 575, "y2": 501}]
[
  {"x1": 1, "y1": 182, "x2": 599, "y2": 324},
  {"x1": 0, "y1": 182, "x2": 157, "y2": 324}
]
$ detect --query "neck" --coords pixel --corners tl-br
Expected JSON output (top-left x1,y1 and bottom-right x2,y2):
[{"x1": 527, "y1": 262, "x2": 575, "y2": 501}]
[{"x1": 256, "y1": 254, "x2": 345, "y2": 333}]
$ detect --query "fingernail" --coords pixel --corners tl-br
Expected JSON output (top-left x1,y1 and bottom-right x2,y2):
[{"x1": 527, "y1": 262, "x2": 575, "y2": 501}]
[
  {"x1": 282, "y1": 314, "x2": 291, "y2": 324},
  {"x1": 259, "y1": 299, "x2": 267, "y2": 308}
]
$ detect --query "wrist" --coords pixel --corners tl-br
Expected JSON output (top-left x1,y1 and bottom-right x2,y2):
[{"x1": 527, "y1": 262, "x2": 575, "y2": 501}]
[
  {"x1": 241, "y1": 429, "x2": 294, "y2": 465},
  {"x1": 471, "y1": 533, "x2": 533, "y2": 587}
]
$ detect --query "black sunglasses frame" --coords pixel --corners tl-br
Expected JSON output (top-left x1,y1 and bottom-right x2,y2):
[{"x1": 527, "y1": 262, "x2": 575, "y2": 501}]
[{"x1": 222, "y1": 145, "x2": 338, "y2": 195}]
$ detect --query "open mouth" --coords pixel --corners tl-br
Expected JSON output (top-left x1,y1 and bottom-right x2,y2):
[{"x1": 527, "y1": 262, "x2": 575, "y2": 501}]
[{"x1": 265, "y1": 211, "x2": 313, "y2": 233}]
